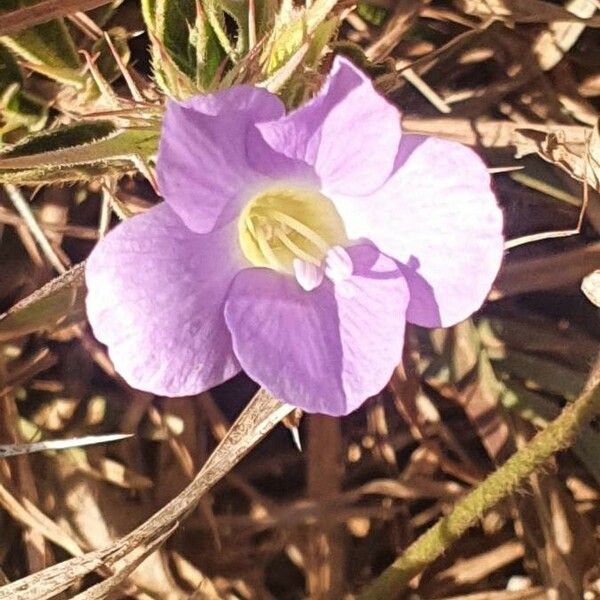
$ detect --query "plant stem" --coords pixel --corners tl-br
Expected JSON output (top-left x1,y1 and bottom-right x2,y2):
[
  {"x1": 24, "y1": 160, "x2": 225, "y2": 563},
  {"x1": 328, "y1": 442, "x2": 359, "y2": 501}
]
[{"x1": 358, "y1": 377, "x2": 600, "y2": 600}]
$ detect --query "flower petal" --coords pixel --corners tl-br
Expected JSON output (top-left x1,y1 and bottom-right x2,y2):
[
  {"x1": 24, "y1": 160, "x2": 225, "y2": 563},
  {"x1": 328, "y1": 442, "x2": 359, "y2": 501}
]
[
  {"x1": 223, "y1": 244, "x2": 409, "y2": 415},
  {"x1": 157, "y1": 86, "x2": 285, "y2": 234},
  {"x1": 333, "y1": 135, "x2": 504, "y2": 327},
  {"x1": 85, "y1": 203, "x2": 243, "y2": 396},
  {"x1": 253, "y1": 56, "x2": 401, "y2": 195}
]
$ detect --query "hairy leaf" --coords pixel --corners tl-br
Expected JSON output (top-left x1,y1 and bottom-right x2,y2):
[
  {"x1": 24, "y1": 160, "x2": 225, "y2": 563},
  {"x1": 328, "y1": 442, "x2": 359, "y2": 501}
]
[
  {"x1": 142, "y1": 0, "x2": 224, "y2": 96},
  {"x1": 0, "y1": 0, "x2": 83, "y2": 85},
  {"x1": 0, "y1": 121, "x2": 159, "y2": 183},
  {"x1": 2, "y1": 121, "x2": 116, "y2": 158},
  {"x1": 0, "y1": 263, "x2": 85, "y2": 341},
  {"x1": 0, "y1": 46, "x2": 47, "y2": 141},
  {"x1": 261, "y1": 0, "x2": 338, "y2": 77}
]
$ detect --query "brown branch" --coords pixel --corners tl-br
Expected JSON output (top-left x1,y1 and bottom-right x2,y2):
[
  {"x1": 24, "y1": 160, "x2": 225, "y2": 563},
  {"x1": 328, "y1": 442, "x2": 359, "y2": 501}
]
[{"x1": 0, "y1": 0, "x2": 113, "y2": 36}]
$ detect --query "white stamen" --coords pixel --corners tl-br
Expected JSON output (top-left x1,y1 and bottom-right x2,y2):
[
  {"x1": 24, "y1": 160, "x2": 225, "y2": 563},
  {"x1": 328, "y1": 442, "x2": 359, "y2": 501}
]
[
  {"x1": 257, "y1": 230, "x2": 285, "y2": 270},
  {"x1": 293, "y1": 259, "x2": 324, "y2": 292},
  {"x1": 264, "y1": 209, "x2": 330, "y2": 252},
  {"x1": 275, "y1": 230, "x2": 321, "y2": 266},
  {"x1": 325, "y1": 245, "x2": 353, "y2": 282}
]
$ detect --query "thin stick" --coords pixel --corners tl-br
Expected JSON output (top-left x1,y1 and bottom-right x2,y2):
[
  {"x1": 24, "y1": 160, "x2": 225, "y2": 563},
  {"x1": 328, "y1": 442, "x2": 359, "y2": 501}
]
[
  {"x1": 505, "y1": 135, "x2": 590, "y2": 250},
  {"x1": 103, "y1": 32, "x2": 145, "y2": 102},
  {"x1": 0, "y1": 389, "x2": 292, "y2": 600},
  {"x1": 4, "y1": 185, "x2": 67, "y2": 274},
  {"x1": 0, "y1": 0, "x2": 113, "y2": 36},
  {"x1": 397, "y1": 62, "x2": 451, "y2": 114},
  {"x1": 358, "y1": 373, "x2": 600, "y2": 600}
]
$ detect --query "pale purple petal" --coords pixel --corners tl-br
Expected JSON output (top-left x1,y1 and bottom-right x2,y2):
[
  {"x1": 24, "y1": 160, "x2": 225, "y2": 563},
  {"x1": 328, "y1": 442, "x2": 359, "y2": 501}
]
[
  {"x1": 333, "y1": 135, "x2": 504, "y2": 328},
  {"x1": 85, "y1": 204, "x2": 243, "y2": 395},
  {"x1": 157, "y1": 86, "x2": 285, "y2": 234},
  {"x1": 252, "y1": 56, "x2": 401, "y2": 195},
  {"x1": 223, "y1": 244, "x2": 409, "y2": 415}
]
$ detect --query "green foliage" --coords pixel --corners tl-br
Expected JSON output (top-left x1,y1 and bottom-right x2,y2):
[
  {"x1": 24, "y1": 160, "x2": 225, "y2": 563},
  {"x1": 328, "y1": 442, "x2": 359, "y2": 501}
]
[
  {"x1": 0, "y1": 0, "x2": 84, "y2": 86},
  {"x1": 0, "y1": 263, "x2": 84, "y2": 341},
  {"x1": 0, "y1": 46, "x2": 47, "y2": 141},
  {"x1": 0, "y1": 121, "x2": 160, "y2": 183},
  {"x1": 260, "y1": 0, "x2": 338, "y2": 78},
  {"x1": 141, "y1": 0, "x2": 339, "y2": 98},
  {"x1": 0, "y1": 285, "x2": 76, "y2": 341},
  {"x1": 142, "y1": 0, "x2": 225, "y2": 97},
  {"x1": 2, "y1": 121, "x2": 116, "y2": 158},
  {"x1": 280, "y1": 16, "x2": 339, "y2": 105},
  {"x1": 356, "y1": 1, "x2": 387, "y2": 26},
  {"x1": 204, "y1": 0, "x2": 244, "y2": 59},
  {"x1": 154, "y1": 0, "x2": 198, "y2": 77},
  {"x1": 89, "y1": 0, "x2": 126, "y2": 28}
]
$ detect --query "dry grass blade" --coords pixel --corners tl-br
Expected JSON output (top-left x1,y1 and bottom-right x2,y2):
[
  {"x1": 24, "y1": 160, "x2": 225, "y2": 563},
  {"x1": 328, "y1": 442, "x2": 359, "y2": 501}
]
[
  {"x1": 514, "y1": 125, "x2": 599, "y2": 192},
  {"x1": 0, "y1": 434, "x2": 133, "y2": 458},
  {"x1": 0, "y1": 0, "x2": 114, "y2": 36},
  {"x1": 439, "y1": 589, "x2": 547, "y2": 599},
  {"x1": 68, "y1": 525, "x2": 178, "y2": 600},
  {"x1": 0, "y1": 389, "x2": 291, "y2": 600},
  {"x1": 459, "y1": 0, "x2": 600, "y2": 25},
  {"x1": 4, "y1": 185, "x2": 66, "y2": 274},
  {"x1": 430, "y1": 540, "x2": 525, "y2": 588},
  {"x1": 366, "y1": 0, "x2": 429, "y2": 61},
  {"x1": 401, "y1": 117, "x2": 590, "y2": 148},
  {"x1": 532, "y1": 0, "x2": 597, "y2": 71},
  {"x1": 493, "y1": 241, "x2": 600, "y2": 297},
  {"x1": 0, "y1": 483, "x2": 83, "y2": 557}
]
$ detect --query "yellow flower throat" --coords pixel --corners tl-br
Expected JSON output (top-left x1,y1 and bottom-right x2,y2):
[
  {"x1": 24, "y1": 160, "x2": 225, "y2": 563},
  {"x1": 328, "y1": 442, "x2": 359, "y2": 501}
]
[{"x1": 238, "y1": 186, "x2": 348, "y2": 273}]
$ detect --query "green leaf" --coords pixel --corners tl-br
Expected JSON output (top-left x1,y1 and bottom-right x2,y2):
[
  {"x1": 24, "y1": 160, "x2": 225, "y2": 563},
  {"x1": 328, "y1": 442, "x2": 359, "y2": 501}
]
[
  {"x1": 492, "y1": 350, "x2": 587, "y2": 400},
  {"x1": 89, "y1": 0, "x2": 124, "y2": 29},
  {"x1": 0, "y1": 46, "x2": 47, "y2": 141},
  {"x1": 356, "y1": 1, "x2": 387, "y2": 26},
  {"x1": 0, "y1": 84, "x2": 47, "y2": 141},
  {"x1": 2, "y1": 121, "x2": 116, "y2": 158},
  {"x1": 0, "y1": 263, "x2": 84, "y2": 341},
  {"x1": 155, "y1": 0, "x2": 197, "y2": 78},
  {"x1": 202, "y1": 0, "x2": 238, "y2": 60},
  {"x1": 142, "y1": 0, "x2": 224, "y2": 97},
  {"x1": 260, "y1": 0, "x2": 337, "y2": 77},
  {"x1": 277, "y1": 15, "x2": 338, "y2": 104},
  {"x1": 219, "y1": 0, "x2": 249, "y2": 55},
  {"x1": 0, "y1": 121, "x2": 160, "y2": 184},
  {"x1": 141, "y1": 0, "x2": 157, "y2": 29},
  {"x1": 0, "y1": 43, "x2": 20, "y2": 86},
  {"x1": 0, "y1": 162, "x2": 137, "y2": 184},
  {"x1": 0, "y1": 0, "x2": 83, "y2": 85},
  {"x1": 254, "y1": 0, "x2": 278, "y2": 40},
  {"x1": 194, "y1": 17, "x2": 223, "y2": 89}
]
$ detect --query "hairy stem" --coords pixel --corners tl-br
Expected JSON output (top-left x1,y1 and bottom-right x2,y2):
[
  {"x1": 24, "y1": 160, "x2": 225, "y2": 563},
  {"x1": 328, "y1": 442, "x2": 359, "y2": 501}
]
[{"x1": 358, "y1": 376, "x2": 600, "y2": 600}]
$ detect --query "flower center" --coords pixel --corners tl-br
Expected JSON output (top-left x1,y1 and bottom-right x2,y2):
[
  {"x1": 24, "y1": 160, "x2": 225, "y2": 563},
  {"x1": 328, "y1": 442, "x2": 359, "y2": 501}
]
[{"x1": 238, "y1": 186, "x2": 348, "y2": 274}]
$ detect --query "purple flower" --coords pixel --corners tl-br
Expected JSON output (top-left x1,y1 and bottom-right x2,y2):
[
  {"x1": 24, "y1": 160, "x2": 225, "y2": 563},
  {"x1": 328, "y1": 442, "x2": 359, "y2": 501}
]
[{"x1": 85, "y1": 56, "x2": 503, "y2": 416}]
